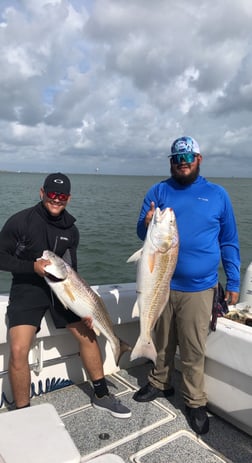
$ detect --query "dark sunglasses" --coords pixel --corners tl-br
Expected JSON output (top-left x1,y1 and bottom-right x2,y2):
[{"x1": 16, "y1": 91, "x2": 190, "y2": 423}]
[
  {"x1": 46, "y1": 192, "x2": 70, "y2": 201},
  {"x1": 170, "y1": 152, "x2": 197, "y2": 164}
]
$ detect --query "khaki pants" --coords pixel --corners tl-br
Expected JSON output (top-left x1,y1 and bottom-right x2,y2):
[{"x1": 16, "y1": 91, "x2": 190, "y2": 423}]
[{"x1": 149, "y1": 288, "x2": 214, "y2": 407}]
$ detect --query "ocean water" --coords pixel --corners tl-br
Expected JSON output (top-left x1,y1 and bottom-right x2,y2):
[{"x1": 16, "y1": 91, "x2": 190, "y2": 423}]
[{"x1": 0, "y1": 172, "x2": 251, "y2": 294}]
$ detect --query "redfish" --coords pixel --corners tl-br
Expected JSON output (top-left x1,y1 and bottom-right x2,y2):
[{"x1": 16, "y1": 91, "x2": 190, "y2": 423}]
[
  {"x1": 127, "y1": 207, "x2": 179, "y2": 364},
  {"x1": 41, "y1": 250, "x2": 131, "y2": 365}
]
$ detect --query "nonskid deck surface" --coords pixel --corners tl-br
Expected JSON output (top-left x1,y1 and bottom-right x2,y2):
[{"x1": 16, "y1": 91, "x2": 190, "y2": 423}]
[{"x1": 3, "y1": 364, "x2": 252, "y2": 463}]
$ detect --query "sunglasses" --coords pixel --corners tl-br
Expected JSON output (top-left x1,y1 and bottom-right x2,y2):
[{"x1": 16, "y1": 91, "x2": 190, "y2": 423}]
[
  {"x1": 170, "y1": 152, "x2": 197, "y2": 164},
  {"x1": 46, "y1": 192, "x2": 70, "y2": 201}
]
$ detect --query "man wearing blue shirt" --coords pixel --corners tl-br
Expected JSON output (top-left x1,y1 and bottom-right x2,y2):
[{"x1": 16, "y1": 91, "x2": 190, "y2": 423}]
[{"x1": 133, "y1": 136, "x2": 240, "y2": 435}]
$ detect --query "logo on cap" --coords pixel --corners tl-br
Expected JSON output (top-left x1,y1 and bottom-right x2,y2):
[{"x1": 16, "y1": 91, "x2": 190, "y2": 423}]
[
  {"x1": 175, "y1": 139, "x2": 193, "y2": 152},
  {"x1": 171, "y1": 136, "x2": 200, "y2": 155}
]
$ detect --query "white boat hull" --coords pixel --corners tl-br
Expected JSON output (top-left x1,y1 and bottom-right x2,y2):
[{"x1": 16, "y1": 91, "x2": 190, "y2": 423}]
[{"x1": 205, "y1": 318, "x2": 252, "y2": 436}]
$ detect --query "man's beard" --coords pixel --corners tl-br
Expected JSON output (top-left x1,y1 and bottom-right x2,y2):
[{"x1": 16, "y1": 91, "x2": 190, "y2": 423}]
[{"x1": 171, "y1": 162, "x2": 200, "y2": 185}]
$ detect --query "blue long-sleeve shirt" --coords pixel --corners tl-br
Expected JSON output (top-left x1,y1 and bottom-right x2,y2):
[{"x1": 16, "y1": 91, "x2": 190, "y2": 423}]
[{"x1": 137, "y1": 176, "x2": 240, "y2": 292}]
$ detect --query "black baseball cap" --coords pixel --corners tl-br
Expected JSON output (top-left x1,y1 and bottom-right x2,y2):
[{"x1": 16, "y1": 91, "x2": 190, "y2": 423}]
[{"x1": 43, "y1": 173, "x2": 71, "y2": 195}]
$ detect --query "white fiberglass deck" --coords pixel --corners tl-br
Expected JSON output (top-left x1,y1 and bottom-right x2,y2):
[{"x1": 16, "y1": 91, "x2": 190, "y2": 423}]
[
  {"x1": 1, "y1": 363, "x2": 252, "y2": 463},
  {"x1": 0, "y1": 278, "x2": 252, "y2": 462}
]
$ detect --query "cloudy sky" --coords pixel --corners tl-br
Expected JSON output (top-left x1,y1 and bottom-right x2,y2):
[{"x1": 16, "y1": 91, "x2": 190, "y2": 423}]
[{"x1": 0, "y1": 0, "x2": 251, "y2": 177}]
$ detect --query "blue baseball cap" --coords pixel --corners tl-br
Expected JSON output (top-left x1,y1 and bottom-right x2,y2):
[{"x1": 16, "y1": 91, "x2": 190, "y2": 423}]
[{"x1": 171, "y1": 136, "x2": 200, "y2": 155}]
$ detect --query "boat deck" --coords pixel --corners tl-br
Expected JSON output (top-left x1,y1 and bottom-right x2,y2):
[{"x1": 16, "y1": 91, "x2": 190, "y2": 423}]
[{"x1": 3, "y1": 362, "x2": 251, "y2": 463}]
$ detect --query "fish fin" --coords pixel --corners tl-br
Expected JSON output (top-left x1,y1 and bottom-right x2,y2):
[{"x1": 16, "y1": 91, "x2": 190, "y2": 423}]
[
  {"x1": 114, "y1": 339, "x2": 132, "y2": 366},
  {"x1": 126, "y1": 248, "x2": 143, "y2": 263},
  {"x1": 93, "y1": 326, "x2": 101, "y2": 336},
  {"x1": 132, "y1": 301, "x2": 140, "y2": 318},
  {"x1": 148, "y1": 252, "x2": 157, "y2": 273},
  {"x1": 63, "y1": 283, "x2": 76, "y2": 302},
  {"x1": 130, "y1": 337, "x2": 157, "y2": 365}
]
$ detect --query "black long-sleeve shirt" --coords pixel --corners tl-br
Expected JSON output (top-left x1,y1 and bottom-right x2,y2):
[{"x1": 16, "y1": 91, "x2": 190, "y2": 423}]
[{"x1": 0, "y1": 202, "x2": 79, "y2": 284}]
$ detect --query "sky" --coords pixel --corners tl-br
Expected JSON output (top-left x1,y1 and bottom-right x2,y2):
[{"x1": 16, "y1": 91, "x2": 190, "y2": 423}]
[{"x1": 0, "y1": 0, "x2": 252, "y2": 177}]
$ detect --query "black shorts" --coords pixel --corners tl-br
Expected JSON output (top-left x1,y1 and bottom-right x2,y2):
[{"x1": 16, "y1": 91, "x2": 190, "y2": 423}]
[{"x1": 7, "y1": 281, "x2": 81, "y2": 331}]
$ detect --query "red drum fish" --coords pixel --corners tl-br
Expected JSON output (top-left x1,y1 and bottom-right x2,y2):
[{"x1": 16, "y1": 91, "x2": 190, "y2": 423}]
[
  {"x1": 41, "y1": 250, "x2": 131, "y2": 365},
  {"x1": 127, "y1": 207, "x2": 179, "y2": 364}
]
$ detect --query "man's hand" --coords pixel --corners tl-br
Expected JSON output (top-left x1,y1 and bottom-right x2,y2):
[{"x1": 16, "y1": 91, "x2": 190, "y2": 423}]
[
  {"x1": 34, "y1": 258, "x2": 51, "y2": 277},
  {"x1": 145, "y1": 201, "x2": 155, "y2": 227},
  {"x1": 225, "y1": 291, "x2": 239, "y2": 306},
  {"x1": 82, "y1": 316, "x2": 94, "y2": 330}
]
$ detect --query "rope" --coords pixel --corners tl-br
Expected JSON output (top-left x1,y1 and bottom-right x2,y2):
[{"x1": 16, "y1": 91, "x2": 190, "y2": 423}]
[{"x1": 0, "y1": 377, "x2": 73, "y2": 408}]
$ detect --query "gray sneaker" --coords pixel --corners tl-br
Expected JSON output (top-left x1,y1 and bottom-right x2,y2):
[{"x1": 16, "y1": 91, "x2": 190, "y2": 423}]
[{"x1": 92, "y1": 393, "x2": 131, "y2": 419}]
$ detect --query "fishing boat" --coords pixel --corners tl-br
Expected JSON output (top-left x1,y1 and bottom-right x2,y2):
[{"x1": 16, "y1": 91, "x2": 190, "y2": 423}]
[{"x1": 0, "y1": 263, "x2": 252, "y2": 462}]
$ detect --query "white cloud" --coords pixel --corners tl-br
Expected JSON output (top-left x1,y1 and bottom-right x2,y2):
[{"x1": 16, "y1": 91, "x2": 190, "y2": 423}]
[{"x1": 0, "y1": 0, "x2": 251, "y2": 176}]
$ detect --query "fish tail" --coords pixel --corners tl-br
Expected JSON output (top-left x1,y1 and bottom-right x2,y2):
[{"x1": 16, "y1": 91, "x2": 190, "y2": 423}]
[
  {"x1": 113, "y1": 339, "x2": 132, "y2": 366},
  {"x1": 130, "y1": 337, "x2": 157, "y2": 365}
]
